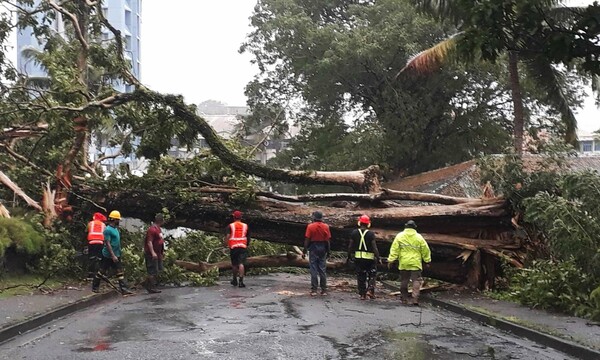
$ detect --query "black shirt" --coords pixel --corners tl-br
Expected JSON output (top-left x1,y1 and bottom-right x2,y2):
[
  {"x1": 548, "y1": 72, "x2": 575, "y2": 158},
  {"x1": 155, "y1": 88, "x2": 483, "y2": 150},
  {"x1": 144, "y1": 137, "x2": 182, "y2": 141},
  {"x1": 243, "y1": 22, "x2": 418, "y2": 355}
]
[{"x1": 349, "y1": 228, "x2": 376, "y2": 253}]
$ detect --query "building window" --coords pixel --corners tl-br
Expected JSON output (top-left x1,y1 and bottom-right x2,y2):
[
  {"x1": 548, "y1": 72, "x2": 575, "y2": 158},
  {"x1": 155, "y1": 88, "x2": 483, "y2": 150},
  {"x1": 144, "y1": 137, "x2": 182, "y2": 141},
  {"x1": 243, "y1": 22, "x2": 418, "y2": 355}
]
[
  {"x1": 595, "y1": 141, "x2": 600, "y2": 152},
  {"x1": 582, "y1": 141, "x2": 593, "y2": 152},
  {"x1": 125, "y1": 10, "x2": 131, "y2": 29},
  {"x1": 125, "y1": 35, "x2": 132, "y2": 51}
]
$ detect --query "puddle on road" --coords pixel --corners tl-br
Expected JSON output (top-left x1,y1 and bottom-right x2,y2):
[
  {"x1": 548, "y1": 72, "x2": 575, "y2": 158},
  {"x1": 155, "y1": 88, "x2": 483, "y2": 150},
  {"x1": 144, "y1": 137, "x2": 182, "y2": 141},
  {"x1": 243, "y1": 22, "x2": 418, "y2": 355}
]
[
  {"x1": 383, "y1": 331, "x2": 442, "y2": 359},
  {"x1": 280, "y1": 298, "x2": 301, "y2": 319}
]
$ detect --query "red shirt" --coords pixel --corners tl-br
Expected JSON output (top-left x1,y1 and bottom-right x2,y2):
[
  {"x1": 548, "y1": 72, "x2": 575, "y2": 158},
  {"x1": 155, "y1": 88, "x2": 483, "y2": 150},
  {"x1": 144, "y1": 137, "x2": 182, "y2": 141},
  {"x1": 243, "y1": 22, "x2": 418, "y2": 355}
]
[
  {"x1": 305, "y1": 221, "x2": 331, "y2": 242},
  {"x1": 144, "y1": 224, "x2": 164, "y2": 259}
]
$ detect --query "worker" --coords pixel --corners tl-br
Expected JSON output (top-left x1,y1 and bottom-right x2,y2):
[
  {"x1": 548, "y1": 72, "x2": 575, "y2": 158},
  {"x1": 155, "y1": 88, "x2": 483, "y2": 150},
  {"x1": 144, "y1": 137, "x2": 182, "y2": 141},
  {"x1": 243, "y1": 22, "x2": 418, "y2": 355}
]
[
  {"x1": 387, "y1": 220, "x2": 431, "y2": 306},
  {"x1": 348, "y1": 215, "x2": 381, "y2": 300},
  {"x1": 142, "y1": 214, "x2": 165, "y2": 294},
  {"x1": 86, "y1": 212, "x2": 106, "y2": 279},
  {"x1": 92, "y1": 210, "x2": 133, "y2": 295},
  {"x1": 303, "y1": 211, "x2": 331, "y2": 296},
  {"x1": 224, "y1": 210, "x2": 250, "y2": 288}
]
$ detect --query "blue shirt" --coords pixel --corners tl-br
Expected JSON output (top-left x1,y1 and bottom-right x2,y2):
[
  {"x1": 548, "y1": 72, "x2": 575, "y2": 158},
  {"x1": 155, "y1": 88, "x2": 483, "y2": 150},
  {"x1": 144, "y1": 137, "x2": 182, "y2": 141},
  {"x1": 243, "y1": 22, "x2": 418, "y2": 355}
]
[{"x1": 102, "y1": 225, "x2": 121, "y2": 258}]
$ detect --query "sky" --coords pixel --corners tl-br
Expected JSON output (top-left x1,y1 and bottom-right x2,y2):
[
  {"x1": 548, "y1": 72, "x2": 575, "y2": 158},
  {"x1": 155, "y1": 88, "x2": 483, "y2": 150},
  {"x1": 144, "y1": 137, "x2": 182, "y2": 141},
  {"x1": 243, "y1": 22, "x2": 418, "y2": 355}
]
[{"x1": 141, "y1": 0, "x2": 257, "y2": 107}]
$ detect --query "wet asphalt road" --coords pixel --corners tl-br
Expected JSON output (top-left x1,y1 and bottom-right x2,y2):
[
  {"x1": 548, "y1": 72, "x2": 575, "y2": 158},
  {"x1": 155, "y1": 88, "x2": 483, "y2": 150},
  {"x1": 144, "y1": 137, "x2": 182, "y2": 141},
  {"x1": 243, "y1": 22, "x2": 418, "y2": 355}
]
[{"x1": 0, "y1": 274, "x2": 576, "y2": 360}]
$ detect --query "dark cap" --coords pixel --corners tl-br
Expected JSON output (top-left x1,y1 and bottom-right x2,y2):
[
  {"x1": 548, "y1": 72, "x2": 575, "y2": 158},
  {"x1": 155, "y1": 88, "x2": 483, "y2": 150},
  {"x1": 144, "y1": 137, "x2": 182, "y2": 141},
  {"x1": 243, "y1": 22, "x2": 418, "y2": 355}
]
[
  {"x1": 312, "y1": 211, "x2": 323, "y2": 220},
  {"x1": 405, "y1": 220, "x2": 417, "y2": 229}
]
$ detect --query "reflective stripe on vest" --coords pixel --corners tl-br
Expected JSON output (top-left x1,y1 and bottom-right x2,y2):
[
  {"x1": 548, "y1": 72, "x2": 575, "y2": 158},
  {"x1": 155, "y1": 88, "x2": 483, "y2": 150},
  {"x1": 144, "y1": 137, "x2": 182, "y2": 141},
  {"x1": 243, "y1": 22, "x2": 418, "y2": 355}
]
[
  {"x1": 355, "y1": 229, "x2": 374, "y2": 260},
  {"x1": 87, "y1": 220, "x2": 105, "y2": 245},
  {"x1": 228, "y1": 222, "x2": 248, "y2": 249}
]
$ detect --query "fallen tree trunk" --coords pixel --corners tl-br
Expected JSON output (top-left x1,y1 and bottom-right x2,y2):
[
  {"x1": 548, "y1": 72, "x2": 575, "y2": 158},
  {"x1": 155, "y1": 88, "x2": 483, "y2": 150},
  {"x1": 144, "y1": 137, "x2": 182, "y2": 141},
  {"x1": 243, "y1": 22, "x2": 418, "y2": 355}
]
[
  {"x1": 195, "y1": 186, "x2": 503, "y2": 206},
  {"x1": 174, "y1": 253, "x2": 470, "y2": 285},
  {"x1": 78, "y1": 185, "x2": 519, "y2": 289}
]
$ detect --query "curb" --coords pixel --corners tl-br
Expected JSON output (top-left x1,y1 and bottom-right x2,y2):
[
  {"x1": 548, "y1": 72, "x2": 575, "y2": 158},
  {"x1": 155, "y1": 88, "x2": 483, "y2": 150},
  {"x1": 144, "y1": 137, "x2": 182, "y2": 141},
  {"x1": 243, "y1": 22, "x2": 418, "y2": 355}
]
[
  {"x1": 0, "y1": 291, "x2": 118, "y2": 345},
  {"x1": 381, "y1": 281, "x2": 600, "y2": 360}
]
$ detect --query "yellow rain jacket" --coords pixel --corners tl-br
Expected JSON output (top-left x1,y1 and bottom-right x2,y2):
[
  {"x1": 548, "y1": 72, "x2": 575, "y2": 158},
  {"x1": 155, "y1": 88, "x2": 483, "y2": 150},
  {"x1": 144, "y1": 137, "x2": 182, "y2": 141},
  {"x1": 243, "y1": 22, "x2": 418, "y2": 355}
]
[{"x1": 388, "y1": 228, "x2": 431, "y2": 270}]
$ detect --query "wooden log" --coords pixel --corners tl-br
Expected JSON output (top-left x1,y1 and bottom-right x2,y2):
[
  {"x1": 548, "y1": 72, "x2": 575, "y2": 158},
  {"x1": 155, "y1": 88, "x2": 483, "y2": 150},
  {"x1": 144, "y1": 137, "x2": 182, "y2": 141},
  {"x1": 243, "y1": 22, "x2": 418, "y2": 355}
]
[
  {"x1": 193, "y1": 186, "x2": 504, "y2": 206},
  {"x1": 175, "y1": 253, "x2": 470, "y2": 285}
]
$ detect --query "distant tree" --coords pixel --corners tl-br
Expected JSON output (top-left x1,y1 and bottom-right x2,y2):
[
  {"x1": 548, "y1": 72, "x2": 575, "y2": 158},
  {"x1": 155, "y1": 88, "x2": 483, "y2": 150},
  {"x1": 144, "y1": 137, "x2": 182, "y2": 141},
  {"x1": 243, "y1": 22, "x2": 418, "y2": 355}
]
[{"x1": 242, "y1": 0, "x2": 572, "y2": 173}]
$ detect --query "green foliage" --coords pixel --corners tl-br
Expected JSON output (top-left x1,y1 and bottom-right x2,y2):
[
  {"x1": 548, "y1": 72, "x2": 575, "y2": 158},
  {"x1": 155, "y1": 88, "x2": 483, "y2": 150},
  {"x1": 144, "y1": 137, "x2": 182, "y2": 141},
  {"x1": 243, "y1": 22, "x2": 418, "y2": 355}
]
[
  {"x1": 501, "y1": 259, "x2": 600, "y2": 321},
  {"x1": 523, "y1": 171, "x2": 600, "y2": 278},
  {"x1": 481, "y1": 149, "x2": 600, "y2": 320},
  {"x1": 121, "y1": 230, "x2": 226, "y2": 287},
  {"x1": 243, "y1": 0, "x2": 516, "y2": 174},
  {"x1": 0, "y1": 217, "x2": 45, "y2": 257},
  {"x1": 34, "y1": 243, "x2": 78, "y2": 279}
]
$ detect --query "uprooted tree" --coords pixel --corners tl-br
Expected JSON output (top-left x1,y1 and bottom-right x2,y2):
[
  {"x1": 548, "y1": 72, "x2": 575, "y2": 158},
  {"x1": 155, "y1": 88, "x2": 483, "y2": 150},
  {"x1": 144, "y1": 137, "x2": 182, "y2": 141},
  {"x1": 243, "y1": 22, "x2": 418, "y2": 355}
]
[{"x1": 1, "y1": 0, "x2": 581, "y2": 289}]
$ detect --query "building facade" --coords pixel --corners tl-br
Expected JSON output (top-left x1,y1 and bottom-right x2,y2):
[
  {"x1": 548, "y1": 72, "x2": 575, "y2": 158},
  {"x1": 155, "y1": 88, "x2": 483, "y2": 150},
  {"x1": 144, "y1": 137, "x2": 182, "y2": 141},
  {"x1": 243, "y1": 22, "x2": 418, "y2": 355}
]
[
  {"x1": 578, "y1": 131, "x2": 600, "y2": 155},
  {"x1": 16, "y1": 0, "x2": 142, "y2": 92},
  {"x1": 17, "y1": 0, "x2": 143, "y2": 176}
]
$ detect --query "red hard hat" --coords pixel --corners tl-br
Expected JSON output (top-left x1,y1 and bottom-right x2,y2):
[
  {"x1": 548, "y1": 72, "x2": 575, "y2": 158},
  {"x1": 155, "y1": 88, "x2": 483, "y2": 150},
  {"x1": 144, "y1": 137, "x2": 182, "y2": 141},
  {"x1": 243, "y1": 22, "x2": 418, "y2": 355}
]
[
  {"x1": 93, "y1": 212, "x2": 107, "y2": 221},
  {"x1": 359, "y1": 215, "x2": 370, "y2": 225},
  {"x1": 232, "y1": 210, "x2": 242, "y2": 219}
]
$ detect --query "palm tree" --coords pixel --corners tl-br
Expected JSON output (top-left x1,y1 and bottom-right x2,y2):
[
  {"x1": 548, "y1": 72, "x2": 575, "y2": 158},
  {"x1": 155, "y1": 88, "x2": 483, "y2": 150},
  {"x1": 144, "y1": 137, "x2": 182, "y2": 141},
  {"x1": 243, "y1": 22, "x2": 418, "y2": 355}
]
[{"x1": 400, "y1": 0, "x2": 587, "y2": 154}]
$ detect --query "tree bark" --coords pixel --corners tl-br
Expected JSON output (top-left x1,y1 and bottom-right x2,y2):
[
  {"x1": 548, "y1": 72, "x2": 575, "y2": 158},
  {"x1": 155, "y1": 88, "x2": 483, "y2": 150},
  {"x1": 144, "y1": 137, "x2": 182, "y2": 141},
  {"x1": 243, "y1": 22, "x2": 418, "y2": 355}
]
[
  {"x1": 508, "y1": 51, "x2": 525, "y2": 155},
  {"x1": 0, "y1": 171, "x2": 42, "y2": 211},
  {"x1": 175, "y1": 253, "x2": 470, "y2": 285},
  {"x1": 196, "y1": 186, "x2": 503, "y2": 206}
]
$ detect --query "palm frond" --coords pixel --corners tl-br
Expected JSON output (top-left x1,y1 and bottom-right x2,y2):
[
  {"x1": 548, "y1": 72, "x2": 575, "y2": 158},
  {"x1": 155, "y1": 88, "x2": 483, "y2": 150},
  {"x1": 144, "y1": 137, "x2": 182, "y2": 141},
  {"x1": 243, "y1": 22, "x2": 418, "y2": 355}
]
[
  {"x1": 396, "y1": 33, "x2": 461, "y2": 78},
  {"x1": 524, "y1": 55, "x2": 578, "y2": 145},
  {"x1": 20, "y1": 46, "x2": 44, "y2": 63}
]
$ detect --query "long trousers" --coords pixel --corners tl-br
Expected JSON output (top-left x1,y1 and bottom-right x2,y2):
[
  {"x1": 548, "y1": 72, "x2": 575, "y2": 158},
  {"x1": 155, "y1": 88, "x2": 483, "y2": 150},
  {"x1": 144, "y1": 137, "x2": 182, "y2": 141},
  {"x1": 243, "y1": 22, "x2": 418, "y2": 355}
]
[
  {"x1": 400, "y1": 270, "x2": 423, "y2": 303},
  {"x1": 309, "y1": 243, "x2": 327, "y2": 291},
  {"x1": 355, "y1": 259, "x2": 377, "y2": 296}
]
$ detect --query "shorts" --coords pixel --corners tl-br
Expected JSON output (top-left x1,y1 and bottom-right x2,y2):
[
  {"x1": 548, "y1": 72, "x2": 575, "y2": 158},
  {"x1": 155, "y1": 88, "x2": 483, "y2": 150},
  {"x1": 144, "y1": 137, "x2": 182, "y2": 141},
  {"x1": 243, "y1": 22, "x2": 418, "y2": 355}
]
[
  {"x1": 145, "y1": 252, "x2": 164, "y2": 276},
  {"x1": 88, "y1": 244, "x2": 103, "y2": 260},
  {"x1": 230, "y1": 248, "x2": 248, "y2": 266}
]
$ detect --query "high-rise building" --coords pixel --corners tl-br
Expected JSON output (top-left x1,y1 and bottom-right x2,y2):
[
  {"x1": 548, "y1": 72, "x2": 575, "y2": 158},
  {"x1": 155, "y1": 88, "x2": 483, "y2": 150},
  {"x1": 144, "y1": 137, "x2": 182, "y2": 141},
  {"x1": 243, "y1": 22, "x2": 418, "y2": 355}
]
[
  {"x1": 16, "y1": 0, "x2": 143, "y2": 176},
  {"x1": 16, "y1": 0, "x2": 142, "y2": 91}
]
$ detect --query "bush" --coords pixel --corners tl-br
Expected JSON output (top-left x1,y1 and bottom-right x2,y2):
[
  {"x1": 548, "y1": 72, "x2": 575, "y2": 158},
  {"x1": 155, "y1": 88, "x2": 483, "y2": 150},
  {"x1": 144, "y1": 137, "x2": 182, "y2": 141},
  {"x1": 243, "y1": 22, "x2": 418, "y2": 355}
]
[
  {"x1": 502, "y1": 259, "x2": 600, "y2": 320},
  {"x1": 480, "y1": 148, "x2": 600, "y2": 320},
  {"x1": 121, "y1": 230, "x2": 224, "y2": 287},
  {"x1": 0, "y1": 217, "x2": 45, "y2": 257}
]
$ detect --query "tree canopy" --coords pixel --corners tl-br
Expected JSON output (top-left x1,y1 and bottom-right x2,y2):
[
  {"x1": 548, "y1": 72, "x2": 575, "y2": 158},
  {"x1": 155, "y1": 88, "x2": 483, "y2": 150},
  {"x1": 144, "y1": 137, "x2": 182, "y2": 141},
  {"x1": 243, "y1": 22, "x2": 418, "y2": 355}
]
[{"x1": 242, "y1": 0, "x2": 584, "y2": 174}]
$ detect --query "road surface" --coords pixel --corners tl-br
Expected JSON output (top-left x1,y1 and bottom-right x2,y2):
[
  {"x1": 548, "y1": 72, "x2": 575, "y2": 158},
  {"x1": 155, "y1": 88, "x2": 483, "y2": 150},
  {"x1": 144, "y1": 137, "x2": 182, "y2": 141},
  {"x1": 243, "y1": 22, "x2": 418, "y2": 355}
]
[{"x1": 0, "y1": 274, "x2": 576, "y2": 359}]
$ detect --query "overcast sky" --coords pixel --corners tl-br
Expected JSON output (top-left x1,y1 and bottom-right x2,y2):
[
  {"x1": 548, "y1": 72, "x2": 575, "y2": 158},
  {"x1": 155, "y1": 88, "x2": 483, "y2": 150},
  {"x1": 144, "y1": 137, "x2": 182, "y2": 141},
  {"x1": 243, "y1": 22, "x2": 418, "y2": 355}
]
[{"x1": 142, "y1": 0, "x2": 256, "y2": 107}]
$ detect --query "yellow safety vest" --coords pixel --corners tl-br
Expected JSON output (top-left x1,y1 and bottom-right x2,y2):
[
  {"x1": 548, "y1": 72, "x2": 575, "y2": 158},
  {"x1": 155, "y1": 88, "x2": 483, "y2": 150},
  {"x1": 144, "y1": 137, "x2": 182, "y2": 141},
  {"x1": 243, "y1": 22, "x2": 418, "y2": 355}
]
[{"x1": 355, "y1": 229, "x2": 375, "y2": 260}]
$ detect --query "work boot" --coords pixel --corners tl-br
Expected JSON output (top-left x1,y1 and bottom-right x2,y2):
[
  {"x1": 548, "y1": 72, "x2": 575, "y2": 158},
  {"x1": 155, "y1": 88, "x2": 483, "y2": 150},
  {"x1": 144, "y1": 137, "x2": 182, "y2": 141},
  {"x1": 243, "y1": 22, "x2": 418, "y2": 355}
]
[
  {"x1": 238, "y1": 278, "x2": 246, "y2": 288},
  {"x1": 144, "y1": 276, "x2": 162, "y2": 294},
  {"x1": 230, "y1": 277, "x2": 238, "y2": 286},
  {"x1": 119, "y1": 280, "x2": 134, "y2": 296},
  {"x1": 91, "y1": 276, "x2": 101, "y2": 292}
]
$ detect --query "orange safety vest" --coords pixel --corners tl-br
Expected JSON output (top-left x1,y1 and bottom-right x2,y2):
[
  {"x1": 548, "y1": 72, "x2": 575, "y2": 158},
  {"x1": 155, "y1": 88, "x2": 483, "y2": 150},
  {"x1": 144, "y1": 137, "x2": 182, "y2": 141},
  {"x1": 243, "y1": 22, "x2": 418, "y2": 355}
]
[
  {"x1": 228, "y1": 222, "x2": 248, "y2": 249},
  {"x1": 87, "y1": 220, "x2": 106, "y2": 245}
]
